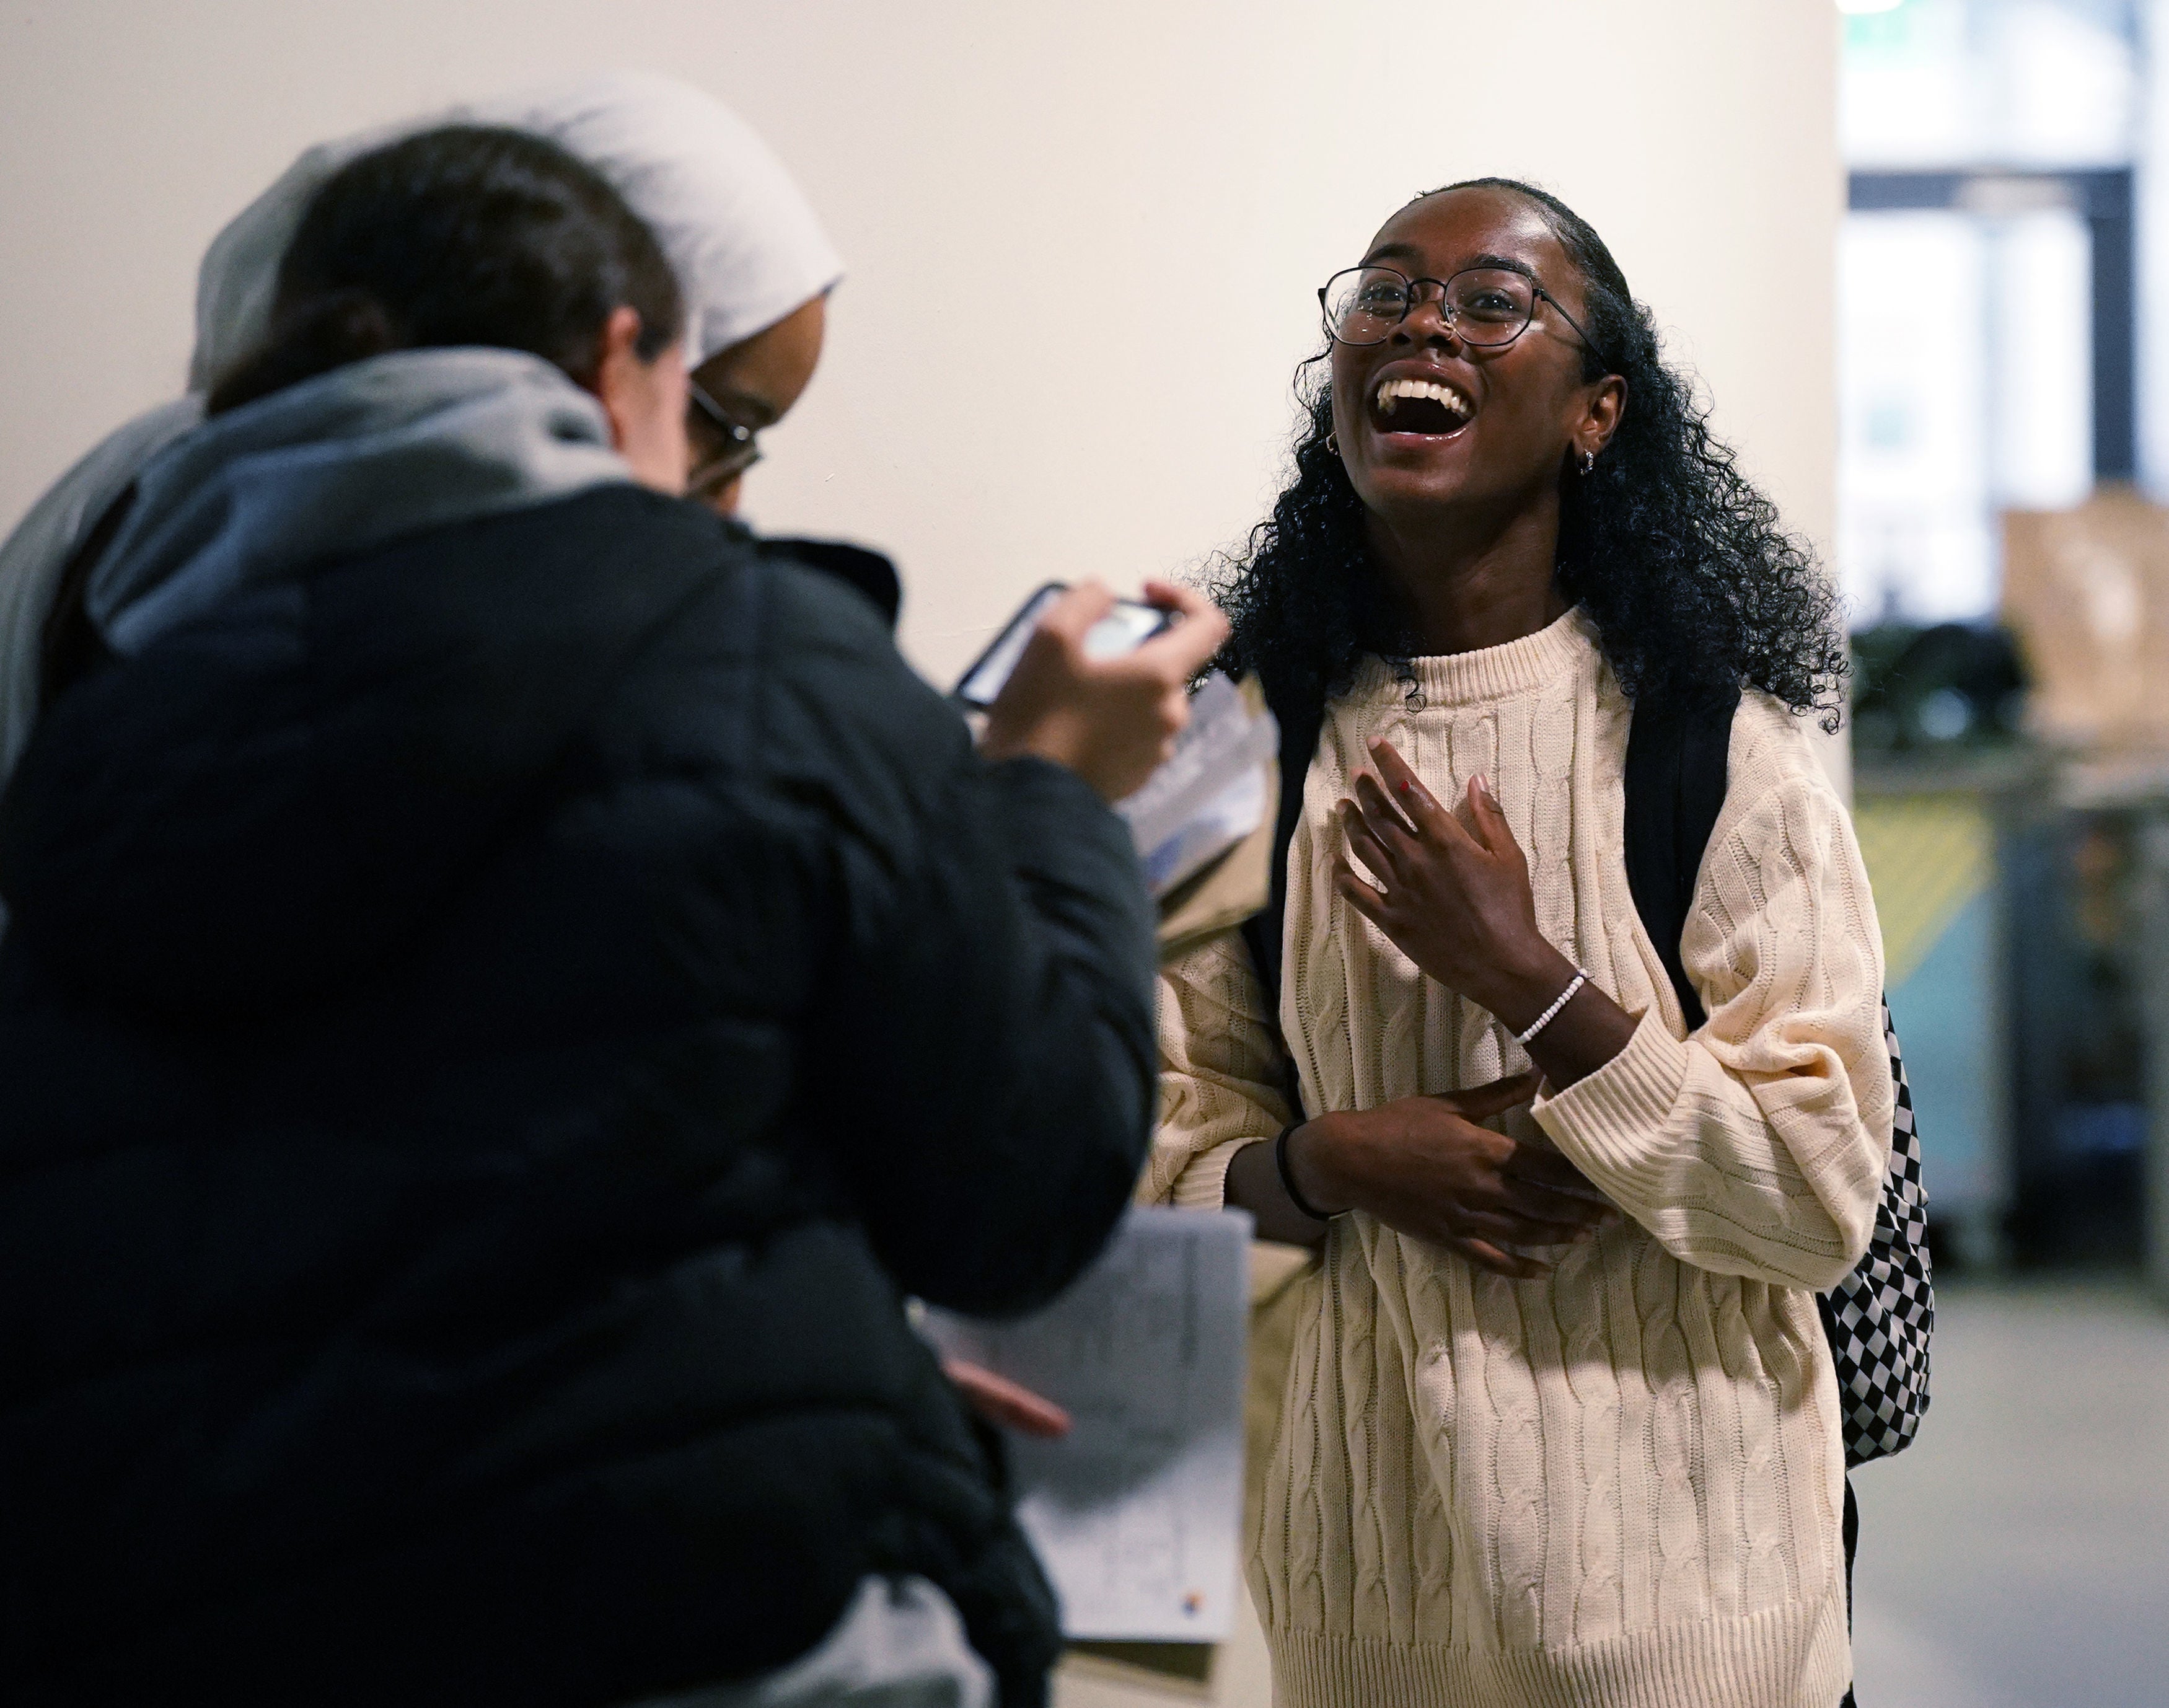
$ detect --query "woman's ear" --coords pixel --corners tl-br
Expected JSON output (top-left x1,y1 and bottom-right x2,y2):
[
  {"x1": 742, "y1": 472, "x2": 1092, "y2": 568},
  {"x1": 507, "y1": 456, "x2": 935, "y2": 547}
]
[
  {"x1": 591, "y1": 305, "x2": 690, "y2": 495},
  {"x1": 1581, "y1": 373, "x2": 1627, "y2": 460}
]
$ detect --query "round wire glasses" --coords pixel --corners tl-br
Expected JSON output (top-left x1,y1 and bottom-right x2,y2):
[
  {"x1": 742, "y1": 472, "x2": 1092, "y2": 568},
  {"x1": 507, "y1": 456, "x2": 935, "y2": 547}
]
[
  {"x1": 685, "y1": 379, "x2": 763, "y2": 503},
  {"x1": 1319, "y1": 264, "x2": 1608, "y2": 364}
]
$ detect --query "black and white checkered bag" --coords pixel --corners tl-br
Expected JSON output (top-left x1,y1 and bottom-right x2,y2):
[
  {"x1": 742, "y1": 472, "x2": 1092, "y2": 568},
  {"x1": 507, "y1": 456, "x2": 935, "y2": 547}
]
[{"x1": 1815, "y1": 1000, "x2": 1934, "y2": 1466}]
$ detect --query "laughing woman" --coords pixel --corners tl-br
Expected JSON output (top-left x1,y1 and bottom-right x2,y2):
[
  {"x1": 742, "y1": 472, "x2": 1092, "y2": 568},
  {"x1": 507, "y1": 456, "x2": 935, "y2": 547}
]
[{"x1": 1146, "y1": 180, "x2": 1887, "y2": 1708}]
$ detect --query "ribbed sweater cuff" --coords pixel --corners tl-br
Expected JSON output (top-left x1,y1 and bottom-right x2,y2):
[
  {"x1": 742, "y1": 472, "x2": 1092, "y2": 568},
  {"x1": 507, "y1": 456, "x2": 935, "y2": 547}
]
[
  {"x1": 1169, "y1": 1136, "x2": 1249, "y2": 1210},
  {"x1": 1530, "y1": 1006, "x2": 1692, "y2": 1182}
]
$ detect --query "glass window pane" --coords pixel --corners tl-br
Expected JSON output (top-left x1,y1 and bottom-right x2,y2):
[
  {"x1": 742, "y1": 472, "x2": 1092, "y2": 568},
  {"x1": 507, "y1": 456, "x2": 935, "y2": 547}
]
[
  {"x1": 1991, "y1": 209, "x2": 2093, "y2": 509},
  {"x1": 1839, "y1": 213, "x2": 1995, "y2": 621},
  {"x1": 1837, "y1": 205, "x2": 2095, "y2": 624},
  {"x1": 1842, "y1": 0, "x2": 2137, "y2": 169}
]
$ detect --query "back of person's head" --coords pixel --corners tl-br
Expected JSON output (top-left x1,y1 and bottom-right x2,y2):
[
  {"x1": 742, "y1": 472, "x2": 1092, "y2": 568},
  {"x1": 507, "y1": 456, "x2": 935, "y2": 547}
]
[{"x1": 208, "y1": 125, "x2": 682, "y2": 415}]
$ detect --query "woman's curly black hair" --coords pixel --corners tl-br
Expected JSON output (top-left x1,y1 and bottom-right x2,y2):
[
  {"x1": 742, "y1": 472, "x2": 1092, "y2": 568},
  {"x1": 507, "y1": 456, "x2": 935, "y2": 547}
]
[{"x1": 1210, "y1": 177, "x2": 1847, "y2": 729}]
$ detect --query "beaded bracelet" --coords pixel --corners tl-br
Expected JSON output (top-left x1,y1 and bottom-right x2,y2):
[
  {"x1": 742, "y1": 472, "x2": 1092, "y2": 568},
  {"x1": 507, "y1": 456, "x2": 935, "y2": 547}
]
[
  {"x1": 1514, "y1": 967, "x2": 1588, "y2": 1047},
  {"x1": 1274, "y1": 1121, "x2": 1341, "y2": 1223}
]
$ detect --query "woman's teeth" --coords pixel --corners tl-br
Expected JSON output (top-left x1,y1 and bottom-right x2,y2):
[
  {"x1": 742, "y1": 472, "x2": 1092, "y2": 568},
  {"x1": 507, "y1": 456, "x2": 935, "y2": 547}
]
[{"x1": 1374, "y1": 376, "x2": 1473, "y2": 428}]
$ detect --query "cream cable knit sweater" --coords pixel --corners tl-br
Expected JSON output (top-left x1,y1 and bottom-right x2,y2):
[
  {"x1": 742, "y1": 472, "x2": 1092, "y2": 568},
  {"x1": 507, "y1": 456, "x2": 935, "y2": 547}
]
[{"x1": 1147, "y1": 611, "x2": 1890, "y2": 1708}]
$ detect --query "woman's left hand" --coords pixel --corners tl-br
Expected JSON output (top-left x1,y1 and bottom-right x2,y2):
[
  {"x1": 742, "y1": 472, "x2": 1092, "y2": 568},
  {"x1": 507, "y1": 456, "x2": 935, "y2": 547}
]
[{"x1": 1332, "y1": 738, "x2": 1555, "y2": 1019}]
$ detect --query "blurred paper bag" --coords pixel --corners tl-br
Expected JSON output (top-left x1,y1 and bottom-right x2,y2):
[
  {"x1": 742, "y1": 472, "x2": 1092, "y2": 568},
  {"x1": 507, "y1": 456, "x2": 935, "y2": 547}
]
[{"x1": 2004, "y1": 488, "x2": 2169, "y2": 748}]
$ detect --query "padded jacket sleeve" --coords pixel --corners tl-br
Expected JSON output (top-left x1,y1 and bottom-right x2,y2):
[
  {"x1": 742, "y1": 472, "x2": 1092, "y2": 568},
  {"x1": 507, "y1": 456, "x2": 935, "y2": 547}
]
[{"x1": 750, "y1": 562, "x2": 1160, "y2": 1317}]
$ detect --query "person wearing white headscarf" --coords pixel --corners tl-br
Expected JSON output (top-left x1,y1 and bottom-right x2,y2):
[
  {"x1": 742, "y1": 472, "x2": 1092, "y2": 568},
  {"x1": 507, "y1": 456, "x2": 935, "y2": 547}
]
[
  {"x1": 194, "y1": 72, "x2": 839, "y2": 392},
  {"x1": 1, "y1": 45, "x2": 1045, "y2": 1464},
  {"x1": 0, "y1": 107, "x2": 1226, "y2": 1708},
  {"x1": 0, "y1": 70, "x2": 841, "y2": 802}
]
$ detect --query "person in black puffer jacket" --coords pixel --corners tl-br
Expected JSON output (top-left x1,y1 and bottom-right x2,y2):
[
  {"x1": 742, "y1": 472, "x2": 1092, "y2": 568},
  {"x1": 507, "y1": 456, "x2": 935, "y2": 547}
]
[{"x1": 0, "y1": 126, "x2": 1226, "y2": 1708}]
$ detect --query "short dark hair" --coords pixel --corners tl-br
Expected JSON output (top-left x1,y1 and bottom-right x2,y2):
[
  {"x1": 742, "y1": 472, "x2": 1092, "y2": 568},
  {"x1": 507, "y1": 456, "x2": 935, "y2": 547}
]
[{"x1": 209, "y1": 125, "x2": 683, "y2": 414}]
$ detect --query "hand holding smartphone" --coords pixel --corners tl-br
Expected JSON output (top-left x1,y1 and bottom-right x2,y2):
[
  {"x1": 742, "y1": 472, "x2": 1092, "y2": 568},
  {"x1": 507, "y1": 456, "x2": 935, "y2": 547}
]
[
  {"x1": 967, "y1": 579, "x2": 1229, "y2": 804},
  {"x1": 954, "y1": 582, "x2": 1177, "y2": 708}
]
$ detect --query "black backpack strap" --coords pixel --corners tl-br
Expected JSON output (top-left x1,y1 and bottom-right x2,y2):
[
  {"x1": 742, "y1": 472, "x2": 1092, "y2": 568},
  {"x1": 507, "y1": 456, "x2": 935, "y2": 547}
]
[
  {"x1": 1622, "y1": 686, "x2": 1740, "y2": 1032},
  {"x1": 1239, "y1": 665, "x2": 1327, "y2": 1073}
]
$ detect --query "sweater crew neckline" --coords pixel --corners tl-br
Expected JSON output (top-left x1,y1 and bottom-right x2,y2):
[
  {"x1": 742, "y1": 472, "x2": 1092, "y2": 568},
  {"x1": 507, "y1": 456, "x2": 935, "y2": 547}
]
[{"x1": 1370, "y1": 607, "x2": 1596, "y2": 708}]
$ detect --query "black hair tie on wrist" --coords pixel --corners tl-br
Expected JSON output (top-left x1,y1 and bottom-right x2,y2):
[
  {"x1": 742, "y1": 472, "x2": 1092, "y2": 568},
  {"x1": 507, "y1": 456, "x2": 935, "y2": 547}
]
[{"x1": 1274, "y1": 1121, "x2": 1340, "y2": 1223}]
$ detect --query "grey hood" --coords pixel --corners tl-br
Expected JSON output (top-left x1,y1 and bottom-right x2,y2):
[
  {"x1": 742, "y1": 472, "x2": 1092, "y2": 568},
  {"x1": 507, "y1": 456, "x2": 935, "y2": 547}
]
[
  {"x1": 0, "y1": 396, "x2": 205, "y2": 790},
  {"x1": 87, "y1": 346, "x2": 634, "y2": 658}
]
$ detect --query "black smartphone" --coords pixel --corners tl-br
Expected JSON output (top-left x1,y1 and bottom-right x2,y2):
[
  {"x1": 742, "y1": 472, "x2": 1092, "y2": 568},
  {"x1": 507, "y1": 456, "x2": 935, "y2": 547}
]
[{"x1": 953, "y1": 581, "x2": 1176, "y2": 708}]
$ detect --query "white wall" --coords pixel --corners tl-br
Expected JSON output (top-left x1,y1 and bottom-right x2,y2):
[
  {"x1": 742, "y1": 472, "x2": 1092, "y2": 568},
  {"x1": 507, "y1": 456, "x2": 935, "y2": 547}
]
[{"x1": 0, "y1": 0, "x2": 1841, "y2": 696}]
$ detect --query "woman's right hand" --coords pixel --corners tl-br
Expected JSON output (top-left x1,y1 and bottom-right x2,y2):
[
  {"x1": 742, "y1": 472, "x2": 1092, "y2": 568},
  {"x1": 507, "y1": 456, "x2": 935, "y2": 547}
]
[
  {"x1": 979, "y1": 580, "x2": 1230, "y2": 803},
  {"x1": 1284, "y1": 1072, "x2": 1616, "y2": 1279}
]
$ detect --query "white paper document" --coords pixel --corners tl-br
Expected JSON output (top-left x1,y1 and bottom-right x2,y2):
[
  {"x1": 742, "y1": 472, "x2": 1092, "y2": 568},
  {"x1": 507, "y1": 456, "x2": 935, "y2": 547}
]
[
  {"x1": 1116, "y1": 672, "x2": 1278, "y2": 898},
  {"x1": 925, "y1": 1207, "x2": 1252, "y2": 1642}
]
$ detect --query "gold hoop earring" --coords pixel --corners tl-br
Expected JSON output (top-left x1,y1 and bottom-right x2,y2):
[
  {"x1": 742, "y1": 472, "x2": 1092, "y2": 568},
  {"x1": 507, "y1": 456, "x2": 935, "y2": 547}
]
[
  {"x1": 1326, "y1": 431, "x2": 1341, "y2": 457},
  {"x1": 1580, "y1": 449, "x2": 1596, "y2": 477}
]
